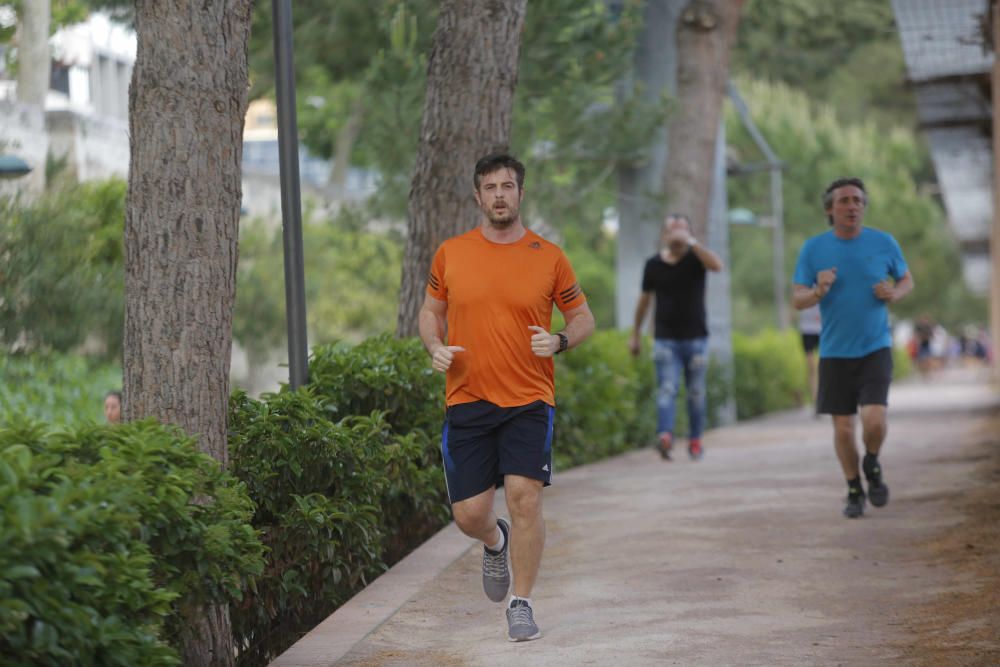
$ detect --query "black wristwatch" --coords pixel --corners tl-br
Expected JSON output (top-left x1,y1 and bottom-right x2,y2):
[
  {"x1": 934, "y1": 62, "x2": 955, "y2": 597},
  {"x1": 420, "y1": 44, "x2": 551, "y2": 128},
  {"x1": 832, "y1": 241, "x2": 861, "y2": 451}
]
[{"x1": 555, "y1": 332, "x2": 569, "y2": 354}]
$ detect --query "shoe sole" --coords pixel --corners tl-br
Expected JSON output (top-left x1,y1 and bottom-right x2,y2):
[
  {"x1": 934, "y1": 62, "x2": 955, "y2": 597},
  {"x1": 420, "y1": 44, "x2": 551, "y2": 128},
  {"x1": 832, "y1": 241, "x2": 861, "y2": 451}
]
[
  {"x1": 656, "y1": 444, "x2": 672, "y2": 460},
  {"x1": 508, "y1": 630, "x2": 542, "y2": 642},
  {"x1": 843, "y1": 502, "x2": 866, "y2": 518},
  {"x1": 869, "y1": 485, "x2": 889, "y2": 507}
]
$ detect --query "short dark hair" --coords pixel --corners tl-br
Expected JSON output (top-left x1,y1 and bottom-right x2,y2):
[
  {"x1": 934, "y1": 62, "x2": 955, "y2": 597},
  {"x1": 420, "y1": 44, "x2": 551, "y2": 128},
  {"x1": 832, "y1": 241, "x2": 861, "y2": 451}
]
[
  {"x1": 105, "y1": 390, "x2": 122, "y2": 401},
  {"x1": 474, "y1": 153, "x2": 525, "y2": 191},
  {"x1": 822, "y1": 177, "x2": 866, "y2": 210}
]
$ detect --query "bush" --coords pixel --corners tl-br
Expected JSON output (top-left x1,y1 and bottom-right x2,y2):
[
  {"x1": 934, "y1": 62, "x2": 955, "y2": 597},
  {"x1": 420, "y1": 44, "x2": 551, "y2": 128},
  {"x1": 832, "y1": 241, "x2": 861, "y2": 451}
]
[
  {"x1": 0, "y1": 354, "x2": 121, "y2": 426},
  {"x1": 227, "y1": 387, "x2": 449, "y2": 666},
  {"x1": 307, "y1": 333, "x2": 444, "y2": 435},
  {"x1": 732, "y1": 329, "x2": 807, "y2": 420},
  {"x1": 0, "y1": 179, "x2": 126, "y2": 360},
  {"x1": 553, "y1": 329, "x2": 654, "y2": 468},
  {"x1": 0, "y1": 418, "x2": 264, "y2": 666}
]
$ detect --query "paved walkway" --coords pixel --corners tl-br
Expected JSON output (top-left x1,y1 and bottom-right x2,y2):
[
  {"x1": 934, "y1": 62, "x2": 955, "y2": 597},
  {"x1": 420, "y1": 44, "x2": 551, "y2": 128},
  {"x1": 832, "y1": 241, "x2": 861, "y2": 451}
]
[{"x1": 272, "y1": 368, "x2": 999, "y2": 666}]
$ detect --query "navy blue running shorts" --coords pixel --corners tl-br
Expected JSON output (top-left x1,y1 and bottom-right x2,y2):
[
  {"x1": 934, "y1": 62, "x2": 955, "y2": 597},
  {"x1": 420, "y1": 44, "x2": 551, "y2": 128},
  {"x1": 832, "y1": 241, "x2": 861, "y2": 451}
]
[
  {"x1": 816, "y1": 347, "x2": 893, "y2": 415},
  {"x1": 440, "y1": 400, "x2": 554, "y2": 504}
]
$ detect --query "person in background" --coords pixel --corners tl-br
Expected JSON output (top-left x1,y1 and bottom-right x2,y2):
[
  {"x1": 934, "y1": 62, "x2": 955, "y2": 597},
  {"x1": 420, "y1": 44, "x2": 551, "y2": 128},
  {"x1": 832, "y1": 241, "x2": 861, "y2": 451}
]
[
  {"x1": 799, "y1": 303, "x2": 822, "y2": 411},
  {"x1": 104, "y1": 390, "x2": 122, "y2": 424},
  {"x1": 792, "y1": 177, "x2": 913, "y2": 519},
  {"x1": 629, "y1": 213, "x2": 724, "y2": 462}
]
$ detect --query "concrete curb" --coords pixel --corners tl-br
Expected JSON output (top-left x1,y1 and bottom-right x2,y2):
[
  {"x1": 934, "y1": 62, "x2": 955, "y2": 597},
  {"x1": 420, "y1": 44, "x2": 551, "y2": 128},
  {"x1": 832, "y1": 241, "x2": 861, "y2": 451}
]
[{"x1": 270, "y1": 521, "x2": 473, "y2": 666}]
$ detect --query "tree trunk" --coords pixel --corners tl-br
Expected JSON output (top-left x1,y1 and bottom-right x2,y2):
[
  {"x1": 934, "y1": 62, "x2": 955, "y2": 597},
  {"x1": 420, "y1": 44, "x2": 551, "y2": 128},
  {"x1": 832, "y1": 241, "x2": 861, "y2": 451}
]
[
  {"x1": 395, "y1": 0, "x2": 528, "y2": 337},
  {"x1": 17, "y1": 0, "x2": 50, "y2": 108},
  {"x1": 614, "y1": 0, "x2": 687, "y2": 329},
  {"x1": 125, "y1": 2, "x2": 252, "y2": 665},
  {"x1": 662, "y1": 0, "x2": 743, "y2": 239},
  {"x1": 328, "y1": 97, "x2": 364, "y2": 195}
]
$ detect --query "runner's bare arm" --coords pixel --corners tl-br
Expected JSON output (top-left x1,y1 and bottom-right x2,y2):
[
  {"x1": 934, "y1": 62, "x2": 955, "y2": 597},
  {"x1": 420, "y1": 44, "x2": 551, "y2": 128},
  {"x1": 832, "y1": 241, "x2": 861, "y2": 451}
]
[
  {"x1": 874, "y1": 270, "x2": 914, "y2": 303},
  {"x1": 528, "y1": 301, "x2": 596, "y2": 357},
  {"x1": 561, "y1": 302, "x2": 596, "y2": 351},
  {"x1": 419, "y1": 294, "x2": 465, "y2": 371}
]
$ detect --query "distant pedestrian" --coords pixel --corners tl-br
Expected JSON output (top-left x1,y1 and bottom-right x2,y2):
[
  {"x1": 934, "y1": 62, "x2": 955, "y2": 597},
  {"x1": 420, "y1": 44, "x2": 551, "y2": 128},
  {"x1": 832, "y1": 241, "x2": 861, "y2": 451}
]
[
  {"x1": 419, "y1": 153, "x2": 595, "y2": 641},
  {"x1": 798, "y1": 303, "x2": 822, "y2": 409},
  {"x1": 912, "y1": 315, "x2": 935, "y2": 375},
  {"x1": 792, "y1": 177, "x2": 913, "y2": 518},
  {"x1": 629, "y1": 213, "x2": 723, "y2": 461},
  {"x1": 104, "y1": 390, "x2": 122, "y2": 424}
]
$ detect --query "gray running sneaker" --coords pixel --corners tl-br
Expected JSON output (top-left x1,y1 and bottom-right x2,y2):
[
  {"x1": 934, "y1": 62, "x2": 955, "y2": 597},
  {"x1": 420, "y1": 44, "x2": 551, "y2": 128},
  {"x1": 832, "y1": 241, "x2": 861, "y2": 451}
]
[
  {"x1": 506, "y1": 599, "x2": 541, "y2": 642},
  {"x1": 482, "y1": 518, "x2": 510, "y2": 602},
  {"x1": 843, "y1": 487, "x2": 866, "y2": 519},
  {"x1": 864, "y1": 458, "x2": 890, "y2": 508}
]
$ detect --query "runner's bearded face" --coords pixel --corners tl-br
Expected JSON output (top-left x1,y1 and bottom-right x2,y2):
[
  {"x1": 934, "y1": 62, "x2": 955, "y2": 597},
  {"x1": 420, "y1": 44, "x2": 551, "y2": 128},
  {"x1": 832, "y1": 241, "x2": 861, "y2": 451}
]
[{"x1": 476, "y1": 168, "x2": 523, "y2": 228}]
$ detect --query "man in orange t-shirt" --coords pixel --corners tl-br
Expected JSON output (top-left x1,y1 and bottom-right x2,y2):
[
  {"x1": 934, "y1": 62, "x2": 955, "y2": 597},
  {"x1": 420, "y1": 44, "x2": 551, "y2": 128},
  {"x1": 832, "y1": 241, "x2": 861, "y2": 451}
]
[{"x1": 419, "y1": 153, "x2": 595, "y2": 642}]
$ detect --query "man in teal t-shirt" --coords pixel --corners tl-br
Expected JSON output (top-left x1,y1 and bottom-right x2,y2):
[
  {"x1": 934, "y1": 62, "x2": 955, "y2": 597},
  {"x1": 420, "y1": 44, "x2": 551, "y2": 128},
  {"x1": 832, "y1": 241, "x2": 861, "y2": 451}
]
[{"x1": 792, "y1": 177, "x2": 914, "y2": 519}]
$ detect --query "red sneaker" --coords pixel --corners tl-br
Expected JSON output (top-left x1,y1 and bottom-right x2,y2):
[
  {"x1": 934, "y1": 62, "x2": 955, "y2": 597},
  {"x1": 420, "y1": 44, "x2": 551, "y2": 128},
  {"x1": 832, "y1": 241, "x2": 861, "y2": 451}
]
[
  {"x1": 688, "y1": 439, "x2": 704, "y2": 460},
  {"x1": 656, "y1": 433, "x2": 673, "y2": 460}
]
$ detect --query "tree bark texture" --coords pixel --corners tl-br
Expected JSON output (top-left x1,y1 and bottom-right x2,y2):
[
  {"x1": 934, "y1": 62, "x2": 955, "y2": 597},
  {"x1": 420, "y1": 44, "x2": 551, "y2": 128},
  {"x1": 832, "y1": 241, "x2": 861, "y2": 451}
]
[
  {"x1": 615, "y1": 0, "x2": 686, "y2": 328},
  {"x1": 17, "y1": 0, "x2": 50, "y2": 108},
  {"x1": 662, "y1": 0, "x2": 743, "y2": 239},
  {"x1": 395, "y1": 0, "x2": 528, "y2": 337},
  {"x1": 125, "y1": 2, "x2": 251, "y2": 663}
]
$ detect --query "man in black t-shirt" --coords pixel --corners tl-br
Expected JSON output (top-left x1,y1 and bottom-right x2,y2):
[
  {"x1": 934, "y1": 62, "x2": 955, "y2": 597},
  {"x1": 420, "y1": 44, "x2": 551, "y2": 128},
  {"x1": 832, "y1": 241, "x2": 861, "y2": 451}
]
[{"x1": 629, "y1": 213, "x2": 723, "y2": 461}]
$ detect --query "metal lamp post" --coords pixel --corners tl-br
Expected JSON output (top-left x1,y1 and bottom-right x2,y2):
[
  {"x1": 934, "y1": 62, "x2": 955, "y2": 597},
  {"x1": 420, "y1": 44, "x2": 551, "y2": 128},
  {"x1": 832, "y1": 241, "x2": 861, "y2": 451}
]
[{"x1": 271, "y1": 0, "x2": 309, "y2": 389}]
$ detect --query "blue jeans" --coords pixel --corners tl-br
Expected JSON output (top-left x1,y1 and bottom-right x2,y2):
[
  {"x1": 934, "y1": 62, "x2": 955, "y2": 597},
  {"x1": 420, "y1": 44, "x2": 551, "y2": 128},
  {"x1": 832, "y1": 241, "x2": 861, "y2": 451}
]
[{"x1": 653, "y1": 337, "x2": 708, "y2": 439}]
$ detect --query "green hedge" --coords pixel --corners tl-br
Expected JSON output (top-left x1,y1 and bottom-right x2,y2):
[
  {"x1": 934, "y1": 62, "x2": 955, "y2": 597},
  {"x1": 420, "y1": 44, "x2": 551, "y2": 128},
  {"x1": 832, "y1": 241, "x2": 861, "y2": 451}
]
[
  {"x1": 0, "y1": 418, "x2": 263, "y2": 666},
  {"x1": 307, "y1": 333, "x2": 444, "y2": 435},
  {"x1": 732, "y1": 329, "x2": 807, "y2": 420}
]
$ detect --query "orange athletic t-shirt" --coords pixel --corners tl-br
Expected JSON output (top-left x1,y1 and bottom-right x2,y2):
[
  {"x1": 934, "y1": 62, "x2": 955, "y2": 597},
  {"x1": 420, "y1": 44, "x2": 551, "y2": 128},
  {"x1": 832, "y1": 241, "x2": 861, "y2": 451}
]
[{"x1": 427, "y1": 227, "x2": 587, "y2": 408}]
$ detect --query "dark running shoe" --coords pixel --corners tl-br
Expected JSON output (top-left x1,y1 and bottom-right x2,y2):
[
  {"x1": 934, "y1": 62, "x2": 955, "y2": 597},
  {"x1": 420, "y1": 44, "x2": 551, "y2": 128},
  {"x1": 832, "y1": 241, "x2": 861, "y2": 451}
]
[
  {"x1": 688, "y1": 439, "x2": 704, "y2": 461},
  {"x1": 482, "y1": 518, "x2": 510, "y2": 602},
  {"x1": 656, "y1": 434, "x2": 673, "y2": 460},
  {"x1": 864, "y1": 458, "x2": 890, "y2": 508},
  {"x1": 506, "y1": 599, "x2": 541, "y2": 642},
  {"x1": 843, "y1": 487, "x2": 866, "y2": 519}
]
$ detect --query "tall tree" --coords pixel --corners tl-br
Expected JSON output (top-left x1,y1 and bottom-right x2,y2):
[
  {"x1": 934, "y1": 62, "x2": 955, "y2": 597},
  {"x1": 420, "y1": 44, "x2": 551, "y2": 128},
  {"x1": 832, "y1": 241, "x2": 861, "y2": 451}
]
[
  {"x1": 614, "y1": 0, "x2": 686, "y2": 328},
  {"x1": 395, "y1": 0, "x2": 528, "y2": 336},
  {"x1": 662, "y1": 0, "x2": 744, "y2": 239},
  {"x1": 124, "y1": 1, "x2": 252, "y2": 665},
  {"x1": 16, "y1": 0, "x2": 50, "y2": 106}
]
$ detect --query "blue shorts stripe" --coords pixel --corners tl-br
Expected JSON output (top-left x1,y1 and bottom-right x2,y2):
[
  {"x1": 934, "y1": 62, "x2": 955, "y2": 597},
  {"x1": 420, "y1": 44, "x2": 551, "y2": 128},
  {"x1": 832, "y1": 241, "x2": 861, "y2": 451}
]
[
  {"x1": 441, "y1": 421, "x2": 456, "y2": 471},
  {"x1": 544, "y1": 405, "x2": 555, "y2": 454}
]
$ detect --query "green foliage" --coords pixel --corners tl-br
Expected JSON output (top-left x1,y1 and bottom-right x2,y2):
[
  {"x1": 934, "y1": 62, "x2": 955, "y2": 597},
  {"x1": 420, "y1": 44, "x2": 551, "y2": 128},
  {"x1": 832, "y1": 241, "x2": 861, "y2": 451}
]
[
  {"x1": 732, "y1": 0, "x2": 914, "y2": 128},
  {"x1": 553, "y1": 329, "x2": 653, "y2": 467},
  {"x1": 0, "y1": 353, "x2": 121, "y2": 425},
  {"x1": 233, "y1": 210, "x2": 404, "y2": 373},
  {"x1": 731, "y1": 329, "x2": 807, "y2": 419},
  {"x1": 307, "y1": 333, "x2": 443, "y2": 433},
  {"x1": 0, "y1": 179, "x2": 126, "y2": 361},
  {"x1": 0, "y1": 419, "x2": 264, "y2": 665},
  {"x1": 0, "y1": 1, "x2": 91, "y2": 46},
  {"x1": 227, "y1": 385, "x2": 448, "y2": 665},
  {"x1": 725, "y1": 78, "x2": 986, "y2": 332},
  {"x1": 248, "y1": 0, "x2": 656, "y2": 222}
]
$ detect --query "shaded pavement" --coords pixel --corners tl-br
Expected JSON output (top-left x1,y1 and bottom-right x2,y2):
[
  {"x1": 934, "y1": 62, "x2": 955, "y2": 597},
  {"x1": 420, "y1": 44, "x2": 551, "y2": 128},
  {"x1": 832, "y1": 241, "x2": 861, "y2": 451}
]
[{"x1": 273, "y1": 367, "x2": 1000, "y2": 666}]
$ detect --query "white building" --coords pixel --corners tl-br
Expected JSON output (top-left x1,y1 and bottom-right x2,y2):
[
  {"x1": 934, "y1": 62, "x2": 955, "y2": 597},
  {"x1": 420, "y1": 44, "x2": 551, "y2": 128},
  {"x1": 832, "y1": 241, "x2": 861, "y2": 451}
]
[{"x1": 0, "y1": 13, "x2": 134, "y2": 190}]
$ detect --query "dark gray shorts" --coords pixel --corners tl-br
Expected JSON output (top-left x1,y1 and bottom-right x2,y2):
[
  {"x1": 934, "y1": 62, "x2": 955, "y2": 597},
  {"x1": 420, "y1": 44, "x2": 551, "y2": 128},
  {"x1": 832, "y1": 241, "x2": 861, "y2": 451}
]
[
  {"x1": 441, "y1": 400, "x2": 554, "y2": 504},
  {"x1": 817, "y1": 347, "x2": 893, "y2": 415}
]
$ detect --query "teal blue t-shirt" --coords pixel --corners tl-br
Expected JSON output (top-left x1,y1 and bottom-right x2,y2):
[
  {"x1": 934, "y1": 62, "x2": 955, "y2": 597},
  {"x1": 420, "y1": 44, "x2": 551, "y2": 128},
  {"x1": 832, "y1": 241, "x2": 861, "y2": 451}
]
[{"x1": 793, "y1": 227, "x2": 908, "y2": 359}]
